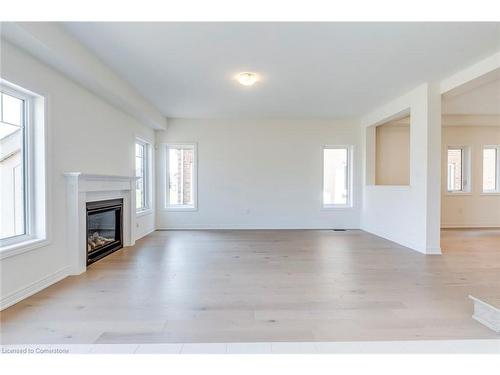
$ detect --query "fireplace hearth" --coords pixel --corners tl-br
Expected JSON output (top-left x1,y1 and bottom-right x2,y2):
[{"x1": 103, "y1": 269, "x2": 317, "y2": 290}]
[{"x1": 86, "y1": 198, "x2": 123, "y2": 265}]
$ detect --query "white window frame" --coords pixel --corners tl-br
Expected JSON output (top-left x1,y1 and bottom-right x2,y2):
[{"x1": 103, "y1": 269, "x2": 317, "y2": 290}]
[
  {"x1": 482, "y1": 145, "x2": 500, "y2": 194},
  {"x1": 135, "y1": 137, "x2": 152, "y2": 214},
  {"x1": 446, "y1": 146, "x2": 471, "y2": 194},
  {"x1": 322, "y1": 145, "x2": 353, "y2": 209},
  {"x1": 0, "y1": 79, "x2": 48, "y2": 258},
  {"x1": 165, "y1": 143, "x2": 197, "y2": 211}
]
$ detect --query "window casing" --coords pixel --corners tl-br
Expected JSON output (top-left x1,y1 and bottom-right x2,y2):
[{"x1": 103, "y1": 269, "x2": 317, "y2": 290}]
[
  {"x1": 323, "y1": 146, "x2": 352, "y2": 208},
  {"x1": 1, "y1": 89, "x2": 29, "y2": 244},
  {"x1": 447, "y1": 146, "x2": 471, "y2": 193},
  {"x1": 0, "y1": 80, "x2": 47, "y2": 255},
  {"x1": 135, "y1": 139, "x2": 151, "y2": 212},
  {"x1": 165, "y1": 143, "x2": 197, "y2": 210},
  {"x1": 483, "y1": 145, "x2": 500, "y2": 193}
]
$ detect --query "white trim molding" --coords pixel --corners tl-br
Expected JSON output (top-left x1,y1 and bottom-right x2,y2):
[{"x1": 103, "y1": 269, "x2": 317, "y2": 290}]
[
  {"x1": 0, "y1": 266, "x2": 69, "y2": 310},
  {"x1": 441, "y1": 224, "x2": 500, "y2": 229},
  {"x1": 0, "y1": 79, "x2": 49, "y2": 260}
]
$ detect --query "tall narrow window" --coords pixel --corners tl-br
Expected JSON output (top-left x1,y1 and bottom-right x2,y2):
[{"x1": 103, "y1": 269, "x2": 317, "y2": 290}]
[
  {"x1": 447, "y1": 148, "x2": 463, "y2": 192},
  {"x1": 323, "y1": 146, "x2": 351, "y2": 207},
  {"x1": 135, "y1": 139, "x2": 150, "y2": 212},
  {"x1": 447, "y1": 146, "x2": 471, "y2": 193},
  {"x1": 483, "y1": 146, "x2": 499, "y2": 192},
  {"x1": 1, "y1": 81, "x2": 46, "y2": 254},
  {"x1": 1, "y1": 90, "x2": 26, "y2": 240},
  {"x1": 166, "y1": 144, "x2": 197, "y2": 209}
]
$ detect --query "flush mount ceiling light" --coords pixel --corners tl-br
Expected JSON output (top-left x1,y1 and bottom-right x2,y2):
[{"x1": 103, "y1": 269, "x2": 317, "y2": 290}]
[{"x1": 236, "y1": 72, "x2": 259, "y2": 86}]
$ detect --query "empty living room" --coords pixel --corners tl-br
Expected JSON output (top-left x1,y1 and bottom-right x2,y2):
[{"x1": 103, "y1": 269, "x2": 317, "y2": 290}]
[{"x1": 1, "y1": 1, "x2": 499, "y2": 373}]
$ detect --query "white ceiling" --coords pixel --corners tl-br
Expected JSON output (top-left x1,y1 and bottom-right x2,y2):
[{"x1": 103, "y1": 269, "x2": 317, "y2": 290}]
[
  {"x1": 63, "y1": 22, "x2": 500, "y2": 119},
  {"x1": 442, "y1": 78, "x2": 500, "y2": 115}
]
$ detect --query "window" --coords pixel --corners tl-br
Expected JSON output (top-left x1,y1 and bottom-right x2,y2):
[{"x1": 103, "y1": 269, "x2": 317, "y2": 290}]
[
  {"x1": 135, "y1": 139, "x2": 151, "y2": 212},
  {"x1": 1, "y1": 80, "x2": 46, "y2": 254},
  {"x1": 447, "y1": 146, "x2": 470, "y2": 193},
  {"x1": 483, "y1": 146, "x2": 500, "y2": 193},
  {"x1": 323, "y1": 146, "x2": 352, "y2": 207},
  {"x1": 1, "y1": 90, "x2": 26, "y2": 240},
  {"x1": 166, "y1": 144, "x2": 197, "y2": 209}
]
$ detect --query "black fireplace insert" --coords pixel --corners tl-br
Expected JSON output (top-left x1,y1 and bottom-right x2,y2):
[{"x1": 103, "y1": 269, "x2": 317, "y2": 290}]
[{"x1": 86, "y1": 198, "x2": 123, "y2": 265}]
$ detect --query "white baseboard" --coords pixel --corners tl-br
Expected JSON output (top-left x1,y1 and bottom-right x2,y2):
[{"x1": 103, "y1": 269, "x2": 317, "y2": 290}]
[
  {"x1": 156, "y1": 226, "x2": 358, "y2": 230},
  {"x1": 441, "y1": 224, "x2": 500, "y2": 229},
  {"x1": 424, "y1": 247, "x2": 442, "y2": 255},
  {"x1": 360, "y1": 226, "x2": 442, "y2": 255},
  {"x1": 0, "y1": 266, "x2": 70, "y2": 311},
  {"x1": 134, "y1": 227, "x2": 156, "y2": 241},
  {"x1": 360, "y1": 226, "x2": 422, "y2": 253}
]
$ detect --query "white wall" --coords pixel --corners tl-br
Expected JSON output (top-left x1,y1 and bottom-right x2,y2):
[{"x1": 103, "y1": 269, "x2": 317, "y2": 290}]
[
  {"x1": 0, "y1": 40, "x2": 156, "y2": 308},
  {"x1": 361, "y1": 84, "x2": 442, "y2": 254},
  {"x1": 442, "y1": 124, "x2": 500, "y2": 227},
  {"x1": 156, "y1": 118, "x2": 361, "y2": 229}
]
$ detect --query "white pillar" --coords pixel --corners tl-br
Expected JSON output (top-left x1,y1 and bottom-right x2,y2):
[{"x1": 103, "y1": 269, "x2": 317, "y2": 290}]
[{"x1": 424, "y1": 83, "x2": 442, "y2": 254}]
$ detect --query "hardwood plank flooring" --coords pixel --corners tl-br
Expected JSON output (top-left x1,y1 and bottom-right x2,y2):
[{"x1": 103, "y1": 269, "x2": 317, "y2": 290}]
[{"x1": 1, "y1": 229, "x2": 499, "y2": 344}]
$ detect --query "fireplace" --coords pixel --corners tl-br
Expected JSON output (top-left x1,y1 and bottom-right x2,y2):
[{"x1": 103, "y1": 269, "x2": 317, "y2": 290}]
[{"x1": 86, "y1": 198, "x2": 123, "y2": 265}]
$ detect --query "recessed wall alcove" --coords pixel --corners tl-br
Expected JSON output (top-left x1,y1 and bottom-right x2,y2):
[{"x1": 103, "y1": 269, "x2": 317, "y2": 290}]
[{"x1": 366, "y1": 109, "x2": 411, "y2": 186}]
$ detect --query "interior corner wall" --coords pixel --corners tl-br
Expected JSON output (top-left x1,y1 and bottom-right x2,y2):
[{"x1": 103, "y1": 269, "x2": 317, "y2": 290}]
[
  {"x1": 0, "y1": 40, "x2": 156, "y2": 309},
  {"x1": 361, "y1": 83, "x2": 441, "y2": 254},
  {"x1": 155, "y1": 118, "x2": 362, "y2": 230}
]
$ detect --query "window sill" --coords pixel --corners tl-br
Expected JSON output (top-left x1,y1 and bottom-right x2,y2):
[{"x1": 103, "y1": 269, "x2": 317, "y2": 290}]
[
  {"x1": 481, "y1": 192, "x2": 500, "y2": 196},
  {"x1": 445, "y1": 192, "x2": 473, "y2": 196},
  {"x1": 0, "y1": 237, "x2": 50, "y2": 260},
  {"x1": 164, "y1": 206, "x2": 198, "y2": 212},
  {"x1": 136, "y1": 208, "x2": 153, "y2": 217},
  {"x1": 322, "y1": 205, "x2": 354, "y2": 210},
  {"x1": 366, "y1": 185, "x2": 411, "y2": 191}
]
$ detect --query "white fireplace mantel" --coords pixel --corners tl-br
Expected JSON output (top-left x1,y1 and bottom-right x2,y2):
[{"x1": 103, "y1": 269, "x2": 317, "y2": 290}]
[{"x1": 63, "y1": 172, "x2": 138, "y2": 275}]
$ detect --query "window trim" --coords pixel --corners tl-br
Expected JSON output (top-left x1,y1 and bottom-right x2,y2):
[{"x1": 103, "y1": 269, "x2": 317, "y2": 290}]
[
  {"x1": 1, "y1": 86, "x2": 32, "y2": 246},
  {"x1": 322, "y1": 145, "x2": 354, "y2": 209},
  {"x1": 165, "y1": 143, "x2": 198, "y2": 211},
  {"x1": 482, "y1": 145, "x2": 500, "y2": 194},
  {"x1": 0, "y1": 79, "x2": 48, "y2": 258},
  {"x1": 446, "y1": 145, "x2": 471, "y2": 194},
  {"x1": 135, "y1": 137, "x2": 152, "y2": 214}
]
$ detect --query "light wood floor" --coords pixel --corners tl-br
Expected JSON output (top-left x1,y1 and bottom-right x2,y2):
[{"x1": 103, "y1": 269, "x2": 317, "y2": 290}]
[{"x1": 1, "y1": 229, "x2": 499, "y2": 344}]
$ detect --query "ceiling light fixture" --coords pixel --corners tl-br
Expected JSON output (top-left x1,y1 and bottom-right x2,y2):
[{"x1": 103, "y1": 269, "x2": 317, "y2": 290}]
[{"x1": 236, "y1": 72, "x2": 259, "y2": 86}]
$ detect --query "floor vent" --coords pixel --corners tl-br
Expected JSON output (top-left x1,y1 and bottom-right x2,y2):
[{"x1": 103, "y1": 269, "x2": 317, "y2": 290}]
[{"x1": 332, "y1": 229, "x2": 346, "y2": 231}]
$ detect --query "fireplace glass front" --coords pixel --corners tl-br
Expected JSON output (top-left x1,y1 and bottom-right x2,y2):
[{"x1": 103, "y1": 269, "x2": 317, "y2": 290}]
[{"x1": 86, "y1": 199, "x2": 123, "y2": 265}]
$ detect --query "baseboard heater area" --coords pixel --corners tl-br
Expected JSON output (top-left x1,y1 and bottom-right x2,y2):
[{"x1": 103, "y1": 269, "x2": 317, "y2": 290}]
[{"x1": 86, "y1": 199, "x2": 123, "y2": 265}]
